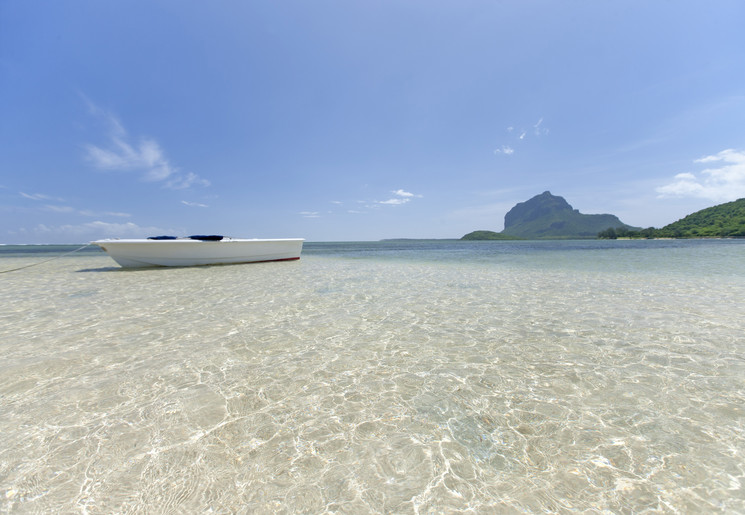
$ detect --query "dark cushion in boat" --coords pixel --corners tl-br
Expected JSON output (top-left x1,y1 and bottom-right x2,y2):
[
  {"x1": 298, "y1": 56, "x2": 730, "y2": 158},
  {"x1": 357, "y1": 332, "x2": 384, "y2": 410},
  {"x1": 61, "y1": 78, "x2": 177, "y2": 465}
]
[
  {"x1": 188, "y1": 235, "x2": 224, "y2": 241},
  {"x1": 147, "y1": 235, "x2": 178, "y2": 240}
]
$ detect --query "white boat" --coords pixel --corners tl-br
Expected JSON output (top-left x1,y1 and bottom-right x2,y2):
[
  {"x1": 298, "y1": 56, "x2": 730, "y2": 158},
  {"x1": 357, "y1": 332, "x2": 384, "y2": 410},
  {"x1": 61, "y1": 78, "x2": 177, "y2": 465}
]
[{"x1": 92, "y1": 236, "x2": 304, "y2": 268}]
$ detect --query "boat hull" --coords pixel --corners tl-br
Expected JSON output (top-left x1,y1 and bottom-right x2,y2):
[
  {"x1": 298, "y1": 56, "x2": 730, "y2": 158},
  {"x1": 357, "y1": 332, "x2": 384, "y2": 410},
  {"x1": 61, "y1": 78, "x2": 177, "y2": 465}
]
[{"x1": 92, "y1": 238, "x2": 304, "y2": 268}]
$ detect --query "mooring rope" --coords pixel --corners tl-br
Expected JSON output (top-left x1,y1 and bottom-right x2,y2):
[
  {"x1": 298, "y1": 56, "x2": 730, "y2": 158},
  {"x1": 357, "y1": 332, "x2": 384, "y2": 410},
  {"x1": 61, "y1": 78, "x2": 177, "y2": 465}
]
[{"x1": 0, "y1": 243, "x2": 93, "y2": 274}]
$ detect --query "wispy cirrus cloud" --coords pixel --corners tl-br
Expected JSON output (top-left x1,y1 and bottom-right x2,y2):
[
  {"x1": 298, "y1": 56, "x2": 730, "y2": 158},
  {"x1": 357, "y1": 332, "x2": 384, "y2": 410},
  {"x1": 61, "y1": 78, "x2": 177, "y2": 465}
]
[
  {"x1": 44, "y1": 204, "x2": 130, "y2": 217},
  {"x1": 21, "y1": 192, "x2": 66, "y2": 202},
  {"x1": 494, "y1": 117, "x2": 549, "y2": 156},
  {"x1": 181, "y1": 200, "x2": 208, "y2": 208},
  {"x1": 32, "y1": 220, "x2": 173, "y2": 239},
  {"x1": 300, "y1": 188, "x2": 422, "y2": 219},
  {"x1": 533, "y1": 117, "x2": 548, "y2": 136},
  {"x1": 20, "y1": 191, "x2": 130, "y2": 218},
  {"x1": 82, "y1": 100, "x2": 209, "y2": 189},
  {"x1": 79, "y1": 210, "x2": 130, "y2": 217},
  {"x1": 656, "y1": 149, "x2": 745, "y2": 202}
]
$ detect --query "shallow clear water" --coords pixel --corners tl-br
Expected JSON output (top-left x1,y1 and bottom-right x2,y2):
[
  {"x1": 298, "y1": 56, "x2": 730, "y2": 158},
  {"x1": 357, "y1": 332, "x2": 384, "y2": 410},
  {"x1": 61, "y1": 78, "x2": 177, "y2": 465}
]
[{"x1": 1, "y1": 240, "x2": 744, "y2": 513}]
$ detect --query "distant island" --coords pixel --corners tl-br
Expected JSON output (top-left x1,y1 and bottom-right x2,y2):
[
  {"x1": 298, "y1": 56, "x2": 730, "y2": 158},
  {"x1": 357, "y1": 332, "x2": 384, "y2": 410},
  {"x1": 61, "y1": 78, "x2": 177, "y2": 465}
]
[
  {"x1": 459, "y1": 231, "x2": 522, "y2": 241},
  {"x1": 462, "y1": 191, "x2": 745, "y2": 240},
  {"x1": 462, "y1": 191, "x2": 638, "y2": 240}
]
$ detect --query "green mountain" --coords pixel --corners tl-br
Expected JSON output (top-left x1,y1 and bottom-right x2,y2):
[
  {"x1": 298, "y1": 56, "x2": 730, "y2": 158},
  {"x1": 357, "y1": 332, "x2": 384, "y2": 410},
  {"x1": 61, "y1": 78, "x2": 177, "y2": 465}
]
[
  {"x1": 461, "y1": 191, "x2": 637, "y2": 240},
  {"x1": 600, "y1": 198, "x2": 745, "y2": 238},
  {"x1": 464, "y1": 191, "x2": 636, "y2": 240}
]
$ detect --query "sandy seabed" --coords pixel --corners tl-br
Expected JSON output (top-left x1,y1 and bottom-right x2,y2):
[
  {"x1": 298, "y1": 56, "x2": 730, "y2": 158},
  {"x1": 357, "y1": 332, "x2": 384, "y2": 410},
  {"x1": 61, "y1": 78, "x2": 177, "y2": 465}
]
[{"x1": 1, "y1": 242, "x2": 744, "y2": 513}]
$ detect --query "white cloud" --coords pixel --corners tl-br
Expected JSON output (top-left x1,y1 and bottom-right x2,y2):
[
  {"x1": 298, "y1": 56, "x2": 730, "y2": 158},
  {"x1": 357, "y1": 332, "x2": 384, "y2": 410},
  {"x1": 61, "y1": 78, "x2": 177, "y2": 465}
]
[
  {"x1": 378, "y1": 197, "x2": 410, "y2": 205},
  {"x1": 695, "y1": 148, "x2": 745, "y2": 166},
  {"x1": 695, "y1": 155, "x2": 722, "y2": 164},
  {"x1": 181, "y1": 200, "x2": 208, "y2": 208},
  {"x1": 83, "y1": 103, "x2": 208, "y2": 190},
  {"x1": 300, "y1": 211, "x2": 321, "y2": 218},
  {"x1": 84, "y1": 135, "x2": 174, "y2": 179},
  {"x1": 392, "y1": 189, "x2": 418, "y2": 198},
  {"x1": 656, "y1": 149, "x2": 745, "y2": 202},
  {"x1": 494, "y1": 146, "x2": 514, "y2": 155},
  {"x1": 377, "y1": 189, "x2": 422, "y2": 206}
]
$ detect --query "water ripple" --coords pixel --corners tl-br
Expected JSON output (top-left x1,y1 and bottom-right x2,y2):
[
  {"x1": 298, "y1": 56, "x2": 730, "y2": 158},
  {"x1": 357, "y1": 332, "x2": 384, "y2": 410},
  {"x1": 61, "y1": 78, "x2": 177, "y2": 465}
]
[{"x1": 1, "y1": 245, "x2": 744, "y2": 513}]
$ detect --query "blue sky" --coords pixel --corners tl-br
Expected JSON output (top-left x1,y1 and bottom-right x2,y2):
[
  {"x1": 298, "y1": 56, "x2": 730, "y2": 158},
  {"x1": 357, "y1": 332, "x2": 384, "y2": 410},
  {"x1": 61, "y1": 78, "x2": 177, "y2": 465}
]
[{"x1": 2, "y1": 1, "x2": 744, "y2": 243}]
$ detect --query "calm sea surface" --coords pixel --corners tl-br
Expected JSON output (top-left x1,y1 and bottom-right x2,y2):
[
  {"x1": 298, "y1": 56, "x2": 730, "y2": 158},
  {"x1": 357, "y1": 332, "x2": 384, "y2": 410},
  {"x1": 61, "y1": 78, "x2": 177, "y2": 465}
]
[{"x1": 1, "y1": 240, "x2": 744, "y2": 513}]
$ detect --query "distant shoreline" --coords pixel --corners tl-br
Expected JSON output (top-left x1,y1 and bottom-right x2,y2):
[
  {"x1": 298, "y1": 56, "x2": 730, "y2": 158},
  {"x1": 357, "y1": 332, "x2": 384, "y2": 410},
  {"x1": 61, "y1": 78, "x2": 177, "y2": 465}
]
[{"x1": 2, "y1": 236, "x2": 743, "y2": 247}]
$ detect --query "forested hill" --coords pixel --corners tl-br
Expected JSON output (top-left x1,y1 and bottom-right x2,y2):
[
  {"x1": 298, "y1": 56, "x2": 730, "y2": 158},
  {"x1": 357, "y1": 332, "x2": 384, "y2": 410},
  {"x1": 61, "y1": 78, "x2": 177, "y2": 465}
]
[
  {"x1": 599, "y1": 198, "x2": 745, "y2": 238},
  {"x1": 658, "y1": 198, "x2": 745, "y2": 237}
]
